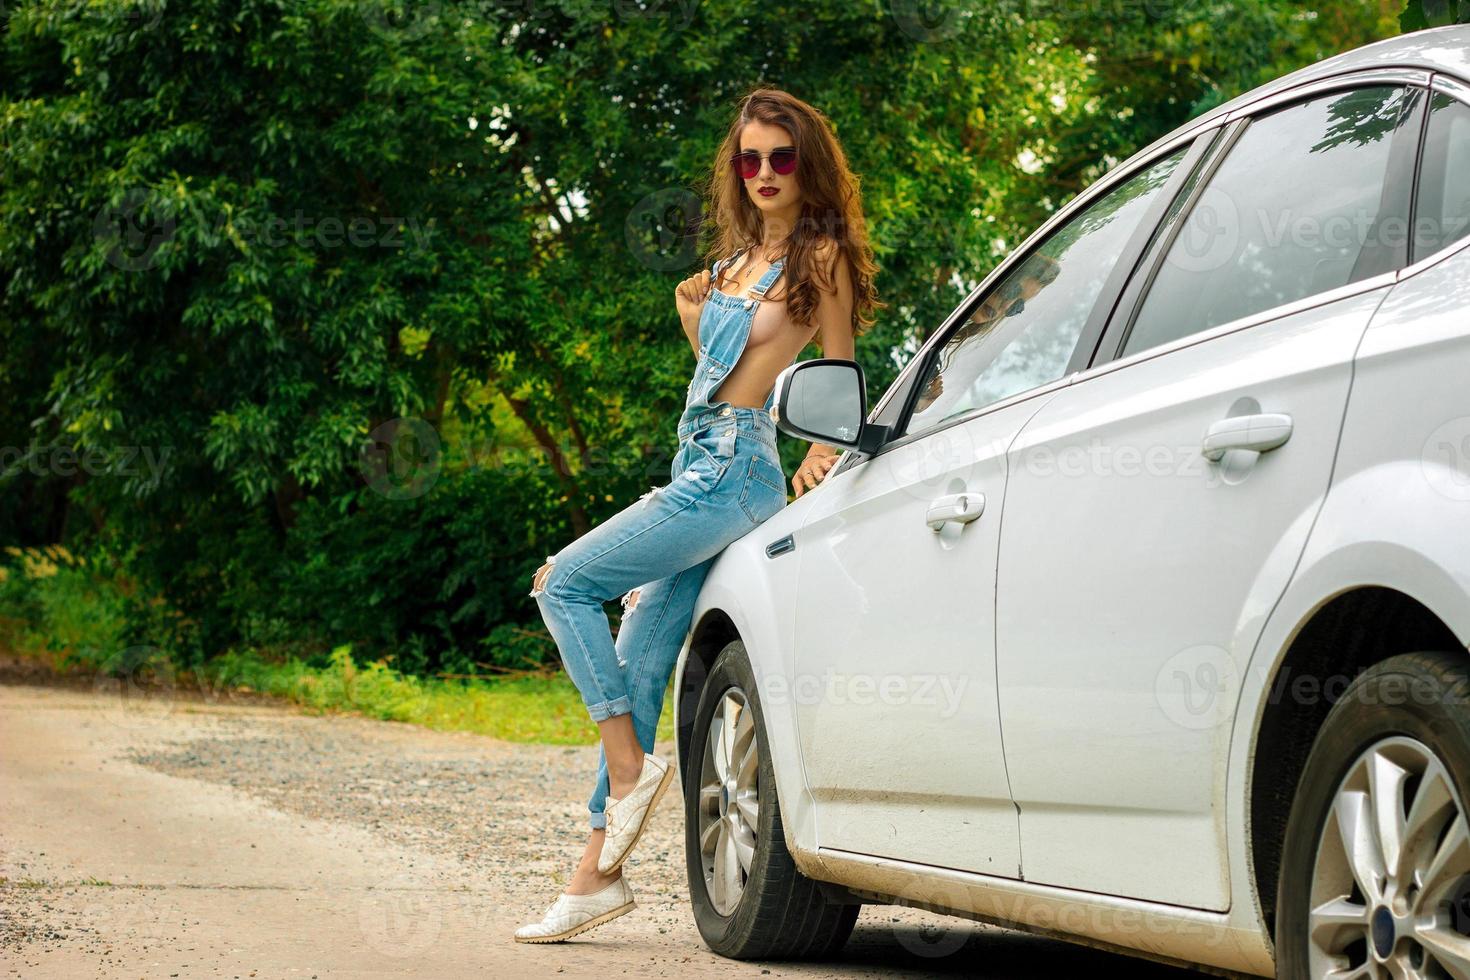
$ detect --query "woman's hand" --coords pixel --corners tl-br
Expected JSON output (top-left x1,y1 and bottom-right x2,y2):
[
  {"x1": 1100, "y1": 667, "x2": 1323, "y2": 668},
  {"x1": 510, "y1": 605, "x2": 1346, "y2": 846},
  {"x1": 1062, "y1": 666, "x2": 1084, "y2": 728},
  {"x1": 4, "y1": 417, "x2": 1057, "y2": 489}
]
[
  {"x1": 792, "y1": 453, "x2": 839, "y2": 498},
  {"x1": 675, "y1": 269, "x2": 712, "y2": 330}
]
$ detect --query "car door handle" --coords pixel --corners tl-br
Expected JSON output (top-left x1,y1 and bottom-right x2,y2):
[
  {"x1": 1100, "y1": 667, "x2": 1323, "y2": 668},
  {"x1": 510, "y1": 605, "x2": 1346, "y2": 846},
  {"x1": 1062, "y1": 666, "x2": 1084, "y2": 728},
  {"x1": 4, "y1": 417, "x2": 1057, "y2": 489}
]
[
  {"x1": 1201, "y1": 412, "x2": 1293, "y2": 462},
  {"x1": 926, "y1": 491, "x2": 985, "y2": 531}
]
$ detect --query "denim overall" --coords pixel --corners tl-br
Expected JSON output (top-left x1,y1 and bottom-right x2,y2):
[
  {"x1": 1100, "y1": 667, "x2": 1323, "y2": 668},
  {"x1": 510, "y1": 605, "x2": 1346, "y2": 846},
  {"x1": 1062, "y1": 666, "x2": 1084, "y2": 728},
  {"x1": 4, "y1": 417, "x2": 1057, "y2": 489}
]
[{"x1": 529, "y1": 247, "x2": 791, "y2": 829}]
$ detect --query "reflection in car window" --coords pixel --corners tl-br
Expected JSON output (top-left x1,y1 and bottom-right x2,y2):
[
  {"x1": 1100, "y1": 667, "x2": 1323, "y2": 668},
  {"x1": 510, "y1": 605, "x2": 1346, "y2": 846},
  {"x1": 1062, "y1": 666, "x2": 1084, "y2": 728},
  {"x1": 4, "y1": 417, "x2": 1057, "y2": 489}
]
[
  {"x1": 903, "y1": 148, "x2": 1186, "y2": 438},
  {"x1": 1413, "y1": 92, "x2": 1470, "y2": 261},
  {"x1": 1121, "y1": 86, "x2": 1419, "y2": 358}
]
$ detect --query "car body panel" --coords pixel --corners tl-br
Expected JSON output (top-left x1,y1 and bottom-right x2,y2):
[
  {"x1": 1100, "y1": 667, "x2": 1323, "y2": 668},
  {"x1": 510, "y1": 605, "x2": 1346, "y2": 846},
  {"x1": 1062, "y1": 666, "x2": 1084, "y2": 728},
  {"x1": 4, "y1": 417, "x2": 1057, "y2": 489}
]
[
  {"x1": 995, "y1": 285, "x2": 1390, "y2": 911},
  {"x1": 784, "y1": 392, "x2": 1062, "y2": 877}
]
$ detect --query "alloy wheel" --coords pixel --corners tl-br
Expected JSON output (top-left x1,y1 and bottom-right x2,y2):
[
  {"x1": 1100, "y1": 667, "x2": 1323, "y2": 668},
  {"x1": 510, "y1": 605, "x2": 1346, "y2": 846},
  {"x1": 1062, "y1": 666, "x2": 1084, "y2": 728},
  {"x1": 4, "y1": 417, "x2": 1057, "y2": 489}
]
[
  {"x1": 1308, "y1": 735, "x2": 1470, "y2": 978},
  {"x1": 697, "y1": 685, "x2": 761, "y2": 916}
]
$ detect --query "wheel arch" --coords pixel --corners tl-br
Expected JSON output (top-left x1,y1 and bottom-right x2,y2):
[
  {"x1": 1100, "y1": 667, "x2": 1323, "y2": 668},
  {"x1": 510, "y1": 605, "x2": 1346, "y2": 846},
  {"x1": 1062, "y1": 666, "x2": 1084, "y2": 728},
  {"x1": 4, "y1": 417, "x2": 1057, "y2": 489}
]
[{"x1": 1247, "y1": 585, "x2": 1464, "y2": 945}]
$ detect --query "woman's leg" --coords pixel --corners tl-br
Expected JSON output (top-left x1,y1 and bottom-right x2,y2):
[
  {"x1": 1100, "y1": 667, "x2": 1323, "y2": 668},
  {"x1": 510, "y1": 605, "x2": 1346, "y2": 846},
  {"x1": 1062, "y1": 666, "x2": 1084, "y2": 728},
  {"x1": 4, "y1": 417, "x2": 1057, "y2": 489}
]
[
  {"x1": 530, "y1": 450, "x2": 748, "y2": 795},
  {"x1": 584, "y1": 556, "x2": 718, "y2": 831}
]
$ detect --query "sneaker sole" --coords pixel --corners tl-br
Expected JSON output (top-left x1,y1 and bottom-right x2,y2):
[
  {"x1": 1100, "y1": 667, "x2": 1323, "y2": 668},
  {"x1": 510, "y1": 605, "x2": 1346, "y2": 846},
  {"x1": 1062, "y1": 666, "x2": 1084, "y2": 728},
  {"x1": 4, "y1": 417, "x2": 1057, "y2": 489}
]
[
  {"x1": 598, "y1": 760, "x2": 675, "y2": 874},
  {"x1": 512, "y1": 897, "x2": 636, "y2": 943}
]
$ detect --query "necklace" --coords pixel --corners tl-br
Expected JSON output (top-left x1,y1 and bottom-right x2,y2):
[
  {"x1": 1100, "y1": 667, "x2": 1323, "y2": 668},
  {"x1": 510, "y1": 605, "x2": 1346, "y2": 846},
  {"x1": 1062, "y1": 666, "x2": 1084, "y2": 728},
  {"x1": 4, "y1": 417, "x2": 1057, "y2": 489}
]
[{"x1": 727, "y1": 245, "x2": 774, "y2": 295}]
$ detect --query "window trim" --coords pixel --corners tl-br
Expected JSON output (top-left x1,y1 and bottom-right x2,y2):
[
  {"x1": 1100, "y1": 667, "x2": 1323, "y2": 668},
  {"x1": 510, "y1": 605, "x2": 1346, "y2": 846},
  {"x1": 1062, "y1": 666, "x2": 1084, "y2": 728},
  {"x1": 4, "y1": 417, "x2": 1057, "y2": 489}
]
[
  {"x1": 1065, "y1": 129, "x2": 1224, "y2": 377},
  {"x1": 1063, "y1": 268, "x2": 1400, "y2": 392},
  {"x1": 1091, "y1": 73, "x2": 1433, "y2": 369},
  {"x1": 1219, "y1": 68, "x2": 1431, "y2": 123},
  {"x1": 839, "y1": 123, "x2": 1220, "y2": 467},
  {"x1": 834, "y1": 68, "x2": 1458, "y2": 477},
  {"x1": 1403, "y1": 73, "x2": 1470, "y2": 270},
  {"x1": 1086, "y1": 117, "x2": 1249, "y2": 370}
]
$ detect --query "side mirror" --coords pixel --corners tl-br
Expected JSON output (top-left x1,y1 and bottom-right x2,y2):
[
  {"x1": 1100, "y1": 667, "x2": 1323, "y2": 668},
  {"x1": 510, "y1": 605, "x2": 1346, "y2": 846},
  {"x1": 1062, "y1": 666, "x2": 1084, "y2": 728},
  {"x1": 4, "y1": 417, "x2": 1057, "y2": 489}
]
[{"x1": 771, "y1": 359, "x2": 891, "y2": 454}]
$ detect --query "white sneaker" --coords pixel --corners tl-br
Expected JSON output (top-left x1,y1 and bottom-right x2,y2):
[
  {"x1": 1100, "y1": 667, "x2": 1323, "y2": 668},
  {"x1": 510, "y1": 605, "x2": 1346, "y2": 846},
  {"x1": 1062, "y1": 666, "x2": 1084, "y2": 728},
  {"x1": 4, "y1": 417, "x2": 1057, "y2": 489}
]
[
  {"x1": 512, "y1": 876, "x2": 636, "y2": 943},
  {"x1": 597, "y1": 752, "x2": 675, "y2": 874}
]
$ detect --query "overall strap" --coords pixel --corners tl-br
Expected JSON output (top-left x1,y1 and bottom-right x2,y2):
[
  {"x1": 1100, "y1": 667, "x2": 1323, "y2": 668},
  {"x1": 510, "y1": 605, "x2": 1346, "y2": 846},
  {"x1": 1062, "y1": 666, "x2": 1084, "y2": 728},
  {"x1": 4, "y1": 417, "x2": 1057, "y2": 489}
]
[
  {"x1": 748, "y1": 256, "x2": 786, "y2": 298},
  {"x1": 711, "y1": 244, "x2": 750, "y2": 284}
]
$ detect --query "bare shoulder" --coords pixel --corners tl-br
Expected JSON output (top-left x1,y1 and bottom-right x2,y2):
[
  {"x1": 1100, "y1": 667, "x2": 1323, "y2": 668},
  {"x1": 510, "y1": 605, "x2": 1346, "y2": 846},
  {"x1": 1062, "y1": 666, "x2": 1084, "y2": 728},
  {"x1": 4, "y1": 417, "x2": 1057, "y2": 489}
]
[
  {"x1": 812, "y1": 234, "x2": 841, "y2": 265},
  {"x1": 811, "y1": 235, "x2": 849, "y2": 291}
]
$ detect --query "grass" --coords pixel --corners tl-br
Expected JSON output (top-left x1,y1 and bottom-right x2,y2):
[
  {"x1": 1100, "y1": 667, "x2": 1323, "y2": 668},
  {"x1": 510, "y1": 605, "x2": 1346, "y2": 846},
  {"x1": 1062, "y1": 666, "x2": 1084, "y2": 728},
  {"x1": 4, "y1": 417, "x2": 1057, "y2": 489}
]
[
  {"x1": 200, "y1": 645, "x2": 677, "y2": 746},
  {"x1": 0, "y1": 546, "x2": 675, "y2": 747}
]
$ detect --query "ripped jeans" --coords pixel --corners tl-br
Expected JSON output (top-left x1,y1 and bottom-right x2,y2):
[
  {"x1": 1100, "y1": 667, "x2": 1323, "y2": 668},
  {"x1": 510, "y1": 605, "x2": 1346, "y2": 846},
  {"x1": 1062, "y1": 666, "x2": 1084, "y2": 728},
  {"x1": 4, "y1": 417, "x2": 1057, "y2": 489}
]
[{"x1": 530, "y1": 404, "x2": 787, "y2": 828}]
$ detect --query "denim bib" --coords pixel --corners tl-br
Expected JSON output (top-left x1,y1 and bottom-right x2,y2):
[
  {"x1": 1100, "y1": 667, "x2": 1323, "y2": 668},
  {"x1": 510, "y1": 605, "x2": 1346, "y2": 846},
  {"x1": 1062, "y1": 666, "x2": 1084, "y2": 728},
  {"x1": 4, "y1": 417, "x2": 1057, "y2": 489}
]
[{"x1": 679, "y1": 247, "x2": 786, "y2": 433}]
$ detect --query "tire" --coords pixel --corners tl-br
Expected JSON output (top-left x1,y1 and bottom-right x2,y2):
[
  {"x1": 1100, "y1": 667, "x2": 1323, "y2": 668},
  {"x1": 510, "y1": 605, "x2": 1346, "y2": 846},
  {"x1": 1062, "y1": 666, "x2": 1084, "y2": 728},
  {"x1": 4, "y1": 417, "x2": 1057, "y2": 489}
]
[
  {"x1": 684, "y1": 639, "x2": 860, "y2": 959},
  {"x1": 1275, "y1": 651, "x2": 1470, "y2": 979}
]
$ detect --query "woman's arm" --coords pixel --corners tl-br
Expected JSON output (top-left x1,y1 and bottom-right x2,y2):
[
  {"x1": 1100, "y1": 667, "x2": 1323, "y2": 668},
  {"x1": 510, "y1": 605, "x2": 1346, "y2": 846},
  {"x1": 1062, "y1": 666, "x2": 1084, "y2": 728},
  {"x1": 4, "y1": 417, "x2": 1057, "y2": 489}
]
[
  {"x1": 676, "y1": 268, "x2": 713, "y2": 357},
  {"x1": 681, "y1": 310, "x2": 701, "y2": 357},
  {"x1": 793, "y1": 242, "x2": 857, "y2": 498}
]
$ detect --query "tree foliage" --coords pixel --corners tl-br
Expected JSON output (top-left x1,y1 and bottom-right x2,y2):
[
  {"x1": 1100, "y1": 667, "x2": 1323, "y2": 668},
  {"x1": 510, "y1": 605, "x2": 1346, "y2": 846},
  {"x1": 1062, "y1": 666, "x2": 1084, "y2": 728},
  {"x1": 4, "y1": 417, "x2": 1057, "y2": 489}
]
[{"x1": 0, "y1": 0, "x2": 1408, "y2": 671}]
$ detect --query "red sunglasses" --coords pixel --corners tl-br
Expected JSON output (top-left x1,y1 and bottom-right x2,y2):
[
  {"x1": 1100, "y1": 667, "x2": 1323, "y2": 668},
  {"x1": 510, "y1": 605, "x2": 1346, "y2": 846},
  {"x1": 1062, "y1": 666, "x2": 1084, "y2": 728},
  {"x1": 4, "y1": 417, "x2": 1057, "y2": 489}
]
[{"x1": 732, "y1": 146, "x2": 797, "y2": 180}]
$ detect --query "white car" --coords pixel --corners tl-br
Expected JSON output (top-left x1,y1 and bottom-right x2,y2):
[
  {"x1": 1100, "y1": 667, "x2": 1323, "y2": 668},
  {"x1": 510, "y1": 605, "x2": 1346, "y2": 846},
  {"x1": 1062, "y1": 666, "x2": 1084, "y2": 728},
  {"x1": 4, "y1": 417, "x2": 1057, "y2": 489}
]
[{"x1": 671, "y1": 25, "x2": 1470, "y2": 979}]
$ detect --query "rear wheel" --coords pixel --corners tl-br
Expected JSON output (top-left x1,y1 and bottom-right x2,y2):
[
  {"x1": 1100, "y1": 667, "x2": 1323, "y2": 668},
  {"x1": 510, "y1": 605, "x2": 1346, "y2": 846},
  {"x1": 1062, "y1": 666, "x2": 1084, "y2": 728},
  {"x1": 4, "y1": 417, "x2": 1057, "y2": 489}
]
[
  {"x1": 1276, "y1": 651, "x2": 1470, "y2": 979},
  {"x1": 685, "y1": 640, "x2": 860, "y2": 959}
]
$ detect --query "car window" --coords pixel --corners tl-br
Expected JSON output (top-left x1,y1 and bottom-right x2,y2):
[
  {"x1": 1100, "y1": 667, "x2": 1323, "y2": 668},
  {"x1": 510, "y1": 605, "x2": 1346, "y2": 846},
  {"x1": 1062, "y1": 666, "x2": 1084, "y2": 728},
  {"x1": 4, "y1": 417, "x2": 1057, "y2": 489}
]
[
  {"x1": 1120, "y1": 85, "x2": 1420, "y2": 359},
  {"x1": 901, "y1": 146, "x2": 1187, "y2": 438},
  {"x1": 1412, "y1": 91, "x2": 1470, "y2": 261}
]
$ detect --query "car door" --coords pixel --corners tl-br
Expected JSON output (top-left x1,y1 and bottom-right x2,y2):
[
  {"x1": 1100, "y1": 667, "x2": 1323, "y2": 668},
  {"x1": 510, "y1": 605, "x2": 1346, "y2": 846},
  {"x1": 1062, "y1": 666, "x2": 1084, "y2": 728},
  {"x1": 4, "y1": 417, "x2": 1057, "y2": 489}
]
[
  {"x1": 993, "y1": 76, "x2": 1428, "y2": 910},
  {"x1": 786, "y1": 142, "x2": 1198, "y2": 876}
]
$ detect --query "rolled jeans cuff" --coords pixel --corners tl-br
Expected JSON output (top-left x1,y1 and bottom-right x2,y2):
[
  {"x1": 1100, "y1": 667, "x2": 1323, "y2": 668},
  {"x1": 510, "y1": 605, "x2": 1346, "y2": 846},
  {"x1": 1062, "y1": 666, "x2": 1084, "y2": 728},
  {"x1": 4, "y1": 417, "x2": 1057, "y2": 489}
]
[
  {"x1": 586, "y1": 694, "x2": 633, "y2": 723},
  {"x1": 588, "y1": 810, "x2": 607, "y2": 830}
]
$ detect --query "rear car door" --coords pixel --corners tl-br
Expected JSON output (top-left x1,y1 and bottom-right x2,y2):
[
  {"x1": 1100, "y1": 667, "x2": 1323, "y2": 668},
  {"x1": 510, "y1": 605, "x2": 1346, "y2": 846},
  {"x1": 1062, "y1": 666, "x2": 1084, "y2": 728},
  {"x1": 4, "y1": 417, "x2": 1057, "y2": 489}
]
[{"x1": 993, "y1": 75, "x2": 1429, "y2": 910}]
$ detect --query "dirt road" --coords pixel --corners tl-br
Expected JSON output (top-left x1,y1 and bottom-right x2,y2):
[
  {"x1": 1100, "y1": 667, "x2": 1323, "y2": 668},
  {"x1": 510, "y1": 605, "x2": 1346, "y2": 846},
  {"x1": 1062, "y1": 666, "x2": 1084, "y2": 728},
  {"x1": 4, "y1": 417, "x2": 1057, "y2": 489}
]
[{"x1": 0, "y1": 668, "x2": 1207, "y2": 978}]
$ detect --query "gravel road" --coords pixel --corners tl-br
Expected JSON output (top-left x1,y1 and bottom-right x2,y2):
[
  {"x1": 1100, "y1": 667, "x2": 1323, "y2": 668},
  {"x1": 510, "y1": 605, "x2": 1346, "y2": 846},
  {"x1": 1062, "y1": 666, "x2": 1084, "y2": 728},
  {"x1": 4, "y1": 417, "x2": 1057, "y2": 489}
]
[{"x1": 0, "y1": 659, "x2": 1208, "y2": 978}]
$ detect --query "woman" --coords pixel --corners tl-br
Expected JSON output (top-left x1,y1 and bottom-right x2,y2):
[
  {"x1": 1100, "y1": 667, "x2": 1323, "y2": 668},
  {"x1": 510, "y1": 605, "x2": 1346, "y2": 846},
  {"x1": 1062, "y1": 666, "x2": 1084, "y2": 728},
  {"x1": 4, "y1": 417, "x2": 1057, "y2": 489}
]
[{"x1": 515, "y1": 87, "x2": 882, "y2": 943}]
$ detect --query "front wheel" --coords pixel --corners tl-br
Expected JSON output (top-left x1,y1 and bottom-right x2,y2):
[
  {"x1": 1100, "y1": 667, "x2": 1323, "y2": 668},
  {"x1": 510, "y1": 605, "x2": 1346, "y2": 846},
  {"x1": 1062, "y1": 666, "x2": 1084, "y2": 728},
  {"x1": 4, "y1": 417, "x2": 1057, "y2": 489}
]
[
  {"x1": 684, "y1": 639, "x2": 860, "y2": 959},
  {"x1": 1275, "y1": 651, "x2": 1470, "y2": 979}
]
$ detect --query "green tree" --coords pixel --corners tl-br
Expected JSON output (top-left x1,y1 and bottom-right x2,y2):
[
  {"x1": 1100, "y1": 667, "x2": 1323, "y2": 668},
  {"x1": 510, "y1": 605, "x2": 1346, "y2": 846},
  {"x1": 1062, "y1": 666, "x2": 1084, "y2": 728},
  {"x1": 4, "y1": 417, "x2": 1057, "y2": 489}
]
[{"x1": 0, "y1": 0, "x2": 1410, "y2": 671}]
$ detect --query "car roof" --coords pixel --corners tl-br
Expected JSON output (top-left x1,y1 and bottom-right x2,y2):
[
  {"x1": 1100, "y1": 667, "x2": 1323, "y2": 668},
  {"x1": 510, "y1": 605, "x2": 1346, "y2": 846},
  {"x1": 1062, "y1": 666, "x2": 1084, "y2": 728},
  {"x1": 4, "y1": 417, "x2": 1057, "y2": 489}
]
[{"x1": 1123, "y1": 24, "x2": 1470, "y2": 168}]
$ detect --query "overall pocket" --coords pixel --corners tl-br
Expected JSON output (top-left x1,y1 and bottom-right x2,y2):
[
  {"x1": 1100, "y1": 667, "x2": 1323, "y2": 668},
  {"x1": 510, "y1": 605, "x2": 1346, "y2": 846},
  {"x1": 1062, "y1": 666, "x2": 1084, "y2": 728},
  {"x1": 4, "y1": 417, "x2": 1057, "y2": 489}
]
[
  {"x1": 738, "y1": 451, "x2": 788, "y2": 525},
  {"x1": 686, "y1": 420, "x2": 738, "y2": 483},
  {"x1": 688, "y1": 348, "x2": 730, "y2": 402}
]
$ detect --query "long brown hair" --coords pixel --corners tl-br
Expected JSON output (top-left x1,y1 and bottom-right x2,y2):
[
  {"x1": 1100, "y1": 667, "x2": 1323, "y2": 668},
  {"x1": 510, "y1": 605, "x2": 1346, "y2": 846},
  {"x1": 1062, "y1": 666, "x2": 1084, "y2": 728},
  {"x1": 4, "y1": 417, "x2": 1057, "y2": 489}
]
[{"x1": 702, "y1": 87, "x2": 884, "y2": 347}]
